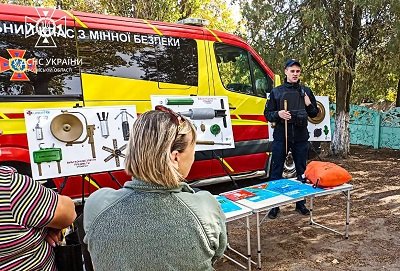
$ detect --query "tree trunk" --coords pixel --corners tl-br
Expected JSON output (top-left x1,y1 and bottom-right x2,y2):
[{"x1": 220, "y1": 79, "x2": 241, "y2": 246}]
[
  {"x1": 396, "y1": 78, "x2": 400, "y2": 107},
  {"x1": 331, "y1": 69, "x2": 351, "y2": 158},
  {"x1": 330, "y1": 4, "x2": 362, "y2": 157},
  {"x1": 331, "y1": 110, "x2": 350, "y2": 157}
]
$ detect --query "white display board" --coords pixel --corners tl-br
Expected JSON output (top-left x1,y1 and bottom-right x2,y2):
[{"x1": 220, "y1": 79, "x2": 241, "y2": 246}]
[
  {"x1": 269, "y1": 96, "x2": 331, "y2": 141},
  {"x1": 24, "y1": 106, "x2": 137, "y2": 180},
  {"x1": 151, "y1": 95, "x2": 235, "y2": 151}
]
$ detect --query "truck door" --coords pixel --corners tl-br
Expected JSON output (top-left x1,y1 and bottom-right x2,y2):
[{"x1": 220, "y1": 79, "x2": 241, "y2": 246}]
[{"x1": 205, "y1": 41, "x2": 274, "y2": 176}]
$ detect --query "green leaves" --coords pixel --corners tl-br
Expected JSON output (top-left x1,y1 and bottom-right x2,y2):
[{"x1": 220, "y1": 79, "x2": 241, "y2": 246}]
[
  {"x1": 240, "y1": 0, "x2": 399, "y2": 105},
  {"x1": 2, "y1": 0, "x2": 237, "y2": 33},
  {"x1": 240, "y1": 0, "x2": 400, "y2": 156}
]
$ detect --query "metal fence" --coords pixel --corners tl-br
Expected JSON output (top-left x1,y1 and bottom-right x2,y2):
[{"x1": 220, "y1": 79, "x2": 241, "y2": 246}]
[{"x1": 329, "y1": 104, "x2": 400, "y2": 150}]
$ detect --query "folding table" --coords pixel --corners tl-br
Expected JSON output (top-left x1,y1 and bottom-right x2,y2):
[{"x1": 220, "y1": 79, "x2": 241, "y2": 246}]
[
  {"x1": 220, "y1": 179, "x2": 353, "y2": 269},
  {"x1": 216, "y1": 195, "x2": 255, "y2": 270}
]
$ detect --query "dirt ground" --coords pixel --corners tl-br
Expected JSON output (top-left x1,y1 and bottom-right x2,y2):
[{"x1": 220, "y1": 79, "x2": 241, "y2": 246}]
[{"x1": 213, "y1": 145, "x2": 400, "y2": 271}]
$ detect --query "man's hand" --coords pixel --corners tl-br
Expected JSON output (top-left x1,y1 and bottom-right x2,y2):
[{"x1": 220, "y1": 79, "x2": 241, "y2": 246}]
[
  {"x1": 46, "y1": 228, "x2": 62, "y2": 247},
  {"x1": 278, "y1": 110, "x2": 291, "y2": 121},
  {"x1": 304, "y1": 93, "x2": 311, "y2": 106}
]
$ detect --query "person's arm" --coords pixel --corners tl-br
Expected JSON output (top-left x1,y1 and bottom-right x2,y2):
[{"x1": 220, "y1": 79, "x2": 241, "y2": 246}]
[
  {"x1": 211, "y1": 205, "x2": 227, "y2": 263},
  {"x1": 264, "y1": 89, "x2": 280, "y2": 122},
  {"x1": 304, "y1": 87, "x2": 319, "y2": 118},
  {"x1": 9, "y1": 169, "x2": 76, "y2": 229},
  {"x1": 175, "y1": 190, "x2": 227, "y2": 262},
  {"x1": 47, "y1": 194, "x2": 76, "y2": 229}
]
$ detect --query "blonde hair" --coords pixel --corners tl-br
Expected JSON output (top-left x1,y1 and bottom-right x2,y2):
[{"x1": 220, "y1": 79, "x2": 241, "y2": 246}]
[{"x1": 125, "y1": 110, "x2": 196, "y2": 188}]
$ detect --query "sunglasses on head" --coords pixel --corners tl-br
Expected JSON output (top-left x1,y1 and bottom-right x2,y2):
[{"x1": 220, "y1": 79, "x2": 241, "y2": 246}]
[{"x1": 155, "y1": 105, "x2": 185, "y2": 133}]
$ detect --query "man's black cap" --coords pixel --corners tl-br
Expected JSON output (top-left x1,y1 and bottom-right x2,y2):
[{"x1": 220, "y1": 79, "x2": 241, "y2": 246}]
[{"x1": 284, "y1": 59, "x2": 301, "y2": 69}]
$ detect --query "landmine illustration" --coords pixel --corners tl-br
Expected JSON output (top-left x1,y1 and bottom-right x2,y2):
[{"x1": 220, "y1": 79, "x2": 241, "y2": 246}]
[
  {"x1": 151, "y1": 96, "x2": 235, "y2": 151},
  {"x1": 25, "y1": 106, "x2": 137, "y2": 180}
]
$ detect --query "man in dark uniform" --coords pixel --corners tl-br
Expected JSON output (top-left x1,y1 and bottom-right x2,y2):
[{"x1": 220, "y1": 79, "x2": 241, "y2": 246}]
[{"x1": 264, "y1": 59, "x2": 319, "y2": 219}]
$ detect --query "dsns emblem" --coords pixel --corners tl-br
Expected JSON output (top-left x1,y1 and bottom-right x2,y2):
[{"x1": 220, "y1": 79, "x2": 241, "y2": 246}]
[{"x1": 0, "y1": 49, "x2": 37, "y2": 81}]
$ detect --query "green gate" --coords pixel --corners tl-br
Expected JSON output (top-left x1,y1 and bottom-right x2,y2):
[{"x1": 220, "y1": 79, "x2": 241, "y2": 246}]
[{"x1": 330, "y1": 105, "x2": 400, "y2": 150}]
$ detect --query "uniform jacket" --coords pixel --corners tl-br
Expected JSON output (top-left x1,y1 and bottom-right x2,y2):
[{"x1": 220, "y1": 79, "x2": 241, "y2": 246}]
[
  {"x1": 264, "y1": 80, "x2": 319, "y2": 142},
  {"x1": 83, "y1": 179, "x2": 227, "y2": 271}
]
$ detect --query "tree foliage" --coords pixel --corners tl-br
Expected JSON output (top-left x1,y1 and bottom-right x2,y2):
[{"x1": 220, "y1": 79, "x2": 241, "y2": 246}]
[
  {"x1": 353, "y1": 1, "x2": 400, "y2": 105},
  {"x1": 239, "y1": 0, "x2": 400, "y2": 157},
  {"x1": 0, "y1": 0, "x2": 236, "y2": 33}
]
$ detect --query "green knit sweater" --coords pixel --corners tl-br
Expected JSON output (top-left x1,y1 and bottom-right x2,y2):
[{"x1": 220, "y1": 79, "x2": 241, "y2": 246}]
[{"x1": 83, "y1": 179, "x2": 227, "y2": 271}]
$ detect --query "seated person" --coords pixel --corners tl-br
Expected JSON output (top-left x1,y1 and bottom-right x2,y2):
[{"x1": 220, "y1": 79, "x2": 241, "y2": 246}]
[
  {"x1": 0, "y1": 166, "x2": 77, "y2": 271},
  {"x1": 84, "y1": 107, "x2": 227, "y2": 271}
]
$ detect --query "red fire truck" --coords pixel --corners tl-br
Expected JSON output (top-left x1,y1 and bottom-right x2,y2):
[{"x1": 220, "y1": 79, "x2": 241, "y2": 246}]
[{"x1": 0, "y1": 4, "x2": 279, "y2": 199}]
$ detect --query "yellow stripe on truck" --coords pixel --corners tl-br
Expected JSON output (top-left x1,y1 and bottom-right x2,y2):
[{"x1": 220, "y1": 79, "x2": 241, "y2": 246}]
[
  {"x1": 63, "y1": 10, "x2": 88, "y2": 28},
  {"x1": 84, "y1": 175, "x2": 100, "y2": 189},
  {"x1": 142, "y1": 19, "x2": 163, "y2": 36},
  {"x1": 219, "y1": 157, "x2": 234, "y2": 172},
  {"x1": 0, "y1": 113, "x2": 9, "y2": 120},
  {"x1": 205, "y1": 28, "x2": 222, "y2": 42},
  {"x1": 231, "y1": 118, "x2": 267, "y2": 126}
]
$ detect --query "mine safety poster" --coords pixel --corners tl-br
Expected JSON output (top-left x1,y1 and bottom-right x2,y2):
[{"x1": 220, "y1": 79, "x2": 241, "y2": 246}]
[
  {"x1": 24, "y1": 106, "x2": 137, "y2": 180},
  {"x1": 151, "y1": 95, "x2": 235, "y2": 151}
]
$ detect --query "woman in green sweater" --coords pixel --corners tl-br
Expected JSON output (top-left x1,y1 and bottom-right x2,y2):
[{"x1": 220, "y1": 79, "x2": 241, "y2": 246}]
[{"x1": 84, "y1": 106, "x2": 227, "y2": 271}]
